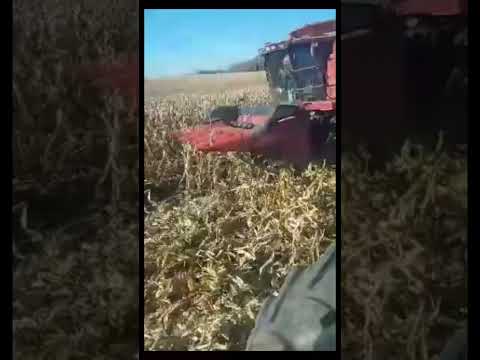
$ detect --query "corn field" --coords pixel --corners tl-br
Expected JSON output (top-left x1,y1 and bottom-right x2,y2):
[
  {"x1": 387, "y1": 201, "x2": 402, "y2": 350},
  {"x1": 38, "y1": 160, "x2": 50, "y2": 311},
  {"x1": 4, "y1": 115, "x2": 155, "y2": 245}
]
[{"x1": 144, "y1": 85, "x2": 336, "y2": 350}]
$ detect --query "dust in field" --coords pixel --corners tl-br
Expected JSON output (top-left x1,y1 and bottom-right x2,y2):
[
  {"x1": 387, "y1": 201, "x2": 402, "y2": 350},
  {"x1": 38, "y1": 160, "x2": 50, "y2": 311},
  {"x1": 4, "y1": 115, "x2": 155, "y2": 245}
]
[
  {"x1": 144, "y1": 71, "x2": 267, "y2": 99},
  {"x1": 144, "y1": 87, "x2": 336, "y2": 350}
]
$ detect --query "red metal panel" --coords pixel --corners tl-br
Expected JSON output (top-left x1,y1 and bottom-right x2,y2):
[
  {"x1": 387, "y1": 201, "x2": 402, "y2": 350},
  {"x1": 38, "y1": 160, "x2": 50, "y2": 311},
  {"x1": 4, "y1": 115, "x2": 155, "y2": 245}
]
[
  {"x1": 174, "y1": 115, "x2": 269, "y2": 152},
  {"x1": 394, "y1": 0, "x2": 467, "y2": 16},
  {"x1": 174, "y1": 113, "x2": 315, "y2": 168},
  {"x1": 301, "y1": 101, "x2": 335, "y2": 111}
]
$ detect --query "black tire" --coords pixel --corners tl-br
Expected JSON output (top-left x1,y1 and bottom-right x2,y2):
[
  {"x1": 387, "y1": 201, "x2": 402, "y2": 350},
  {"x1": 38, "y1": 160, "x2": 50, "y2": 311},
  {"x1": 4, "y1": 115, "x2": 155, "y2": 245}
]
[{"x1": 246, "y1": 243, "x2": 336, "y2": 351}]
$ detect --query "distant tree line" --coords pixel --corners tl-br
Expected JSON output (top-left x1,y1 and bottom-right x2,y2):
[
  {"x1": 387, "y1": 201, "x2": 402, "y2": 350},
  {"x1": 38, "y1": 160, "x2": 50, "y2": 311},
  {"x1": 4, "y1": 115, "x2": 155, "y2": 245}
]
[
  {"x1": 228, "y1": 55, "x2": 264, "y2": 72},
  {"x1": 196, "y1": 70, "x2": 227, "y2": 74},
  {"x1": 196, "y1": 55, "x2": 264, "y2": 75}
]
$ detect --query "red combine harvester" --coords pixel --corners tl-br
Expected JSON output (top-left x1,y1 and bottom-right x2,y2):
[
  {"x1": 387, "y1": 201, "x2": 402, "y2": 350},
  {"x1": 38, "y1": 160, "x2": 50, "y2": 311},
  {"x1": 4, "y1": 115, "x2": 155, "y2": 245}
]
[
  {"x1": 174, "y1": 0, "x2": 467, "y2": 169},
  {"x1": 175, "y1": 21, "x2": 337, "y2": 169}
]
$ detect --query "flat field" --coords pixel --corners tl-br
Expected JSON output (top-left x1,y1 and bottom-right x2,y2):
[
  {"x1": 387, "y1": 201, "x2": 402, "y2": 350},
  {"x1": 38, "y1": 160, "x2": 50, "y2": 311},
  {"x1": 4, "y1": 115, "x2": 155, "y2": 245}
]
[{"x1": 144, "y1": 71, "x2": 268, "y2": 99}]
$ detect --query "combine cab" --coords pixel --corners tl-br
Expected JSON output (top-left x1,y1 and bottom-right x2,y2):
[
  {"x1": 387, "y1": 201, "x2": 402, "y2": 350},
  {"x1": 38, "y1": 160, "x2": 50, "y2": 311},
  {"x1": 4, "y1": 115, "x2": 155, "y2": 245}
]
[
  {"x1": 262, "y1": 20, "x2": 336, "y2": 105},
  {"x1": 175, "y1": 21, "x2": 337, "y2": 169}
]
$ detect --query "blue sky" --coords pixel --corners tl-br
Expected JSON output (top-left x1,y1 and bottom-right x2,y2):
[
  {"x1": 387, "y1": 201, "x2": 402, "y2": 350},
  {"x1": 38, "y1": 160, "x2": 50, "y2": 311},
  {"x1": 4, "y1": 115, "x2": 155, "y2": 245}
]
[{"x1": 144, "y1": 9, "x2": 336, "y2": 78}]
